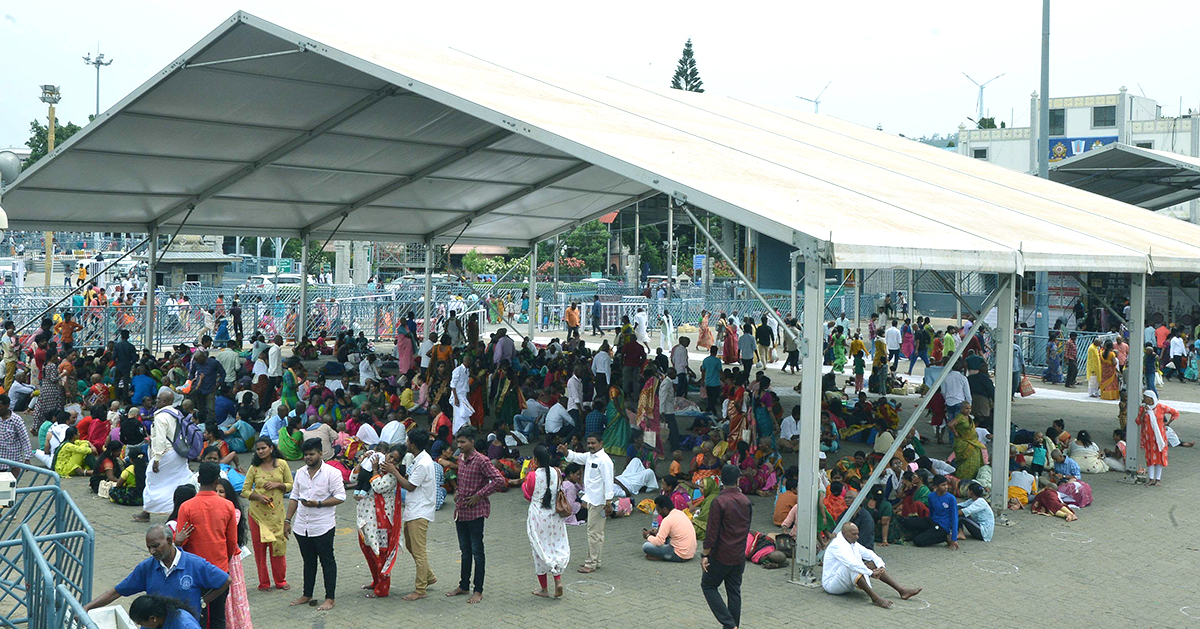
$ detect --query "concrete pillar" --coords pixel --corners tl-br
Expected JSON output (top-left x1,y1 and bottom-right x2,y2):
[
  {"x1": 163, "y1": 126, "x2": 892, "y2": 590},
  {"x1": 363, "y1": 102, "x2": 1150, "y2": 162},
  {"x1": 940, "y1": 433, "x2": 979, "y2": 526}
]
[
  {"x1": 352, "y1": 241, "x2": 370, "y2": 284},
  {"x1": 334, "y1": 241, "x2": 351, "y2": 284},
  {"x1": 793, "y1": 254, "x2": 825, "y2": 583},
  {"x1": 991, "y1": 274, "x2": 1017, "y2": 512},
  {"x1": 1124, "y1": 273, "x2": 1146, "y2": 474}
]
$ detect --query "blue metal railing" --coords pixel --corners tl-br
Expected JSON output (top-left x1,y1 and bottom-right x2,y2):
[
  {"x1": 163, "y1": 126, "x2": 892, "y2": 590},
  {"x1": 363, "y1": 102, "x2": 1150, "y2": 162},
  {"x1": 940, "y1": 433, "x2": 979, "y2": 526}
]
[{"x1": 0, "y1": 460, "x2": 95, "y2": 629}]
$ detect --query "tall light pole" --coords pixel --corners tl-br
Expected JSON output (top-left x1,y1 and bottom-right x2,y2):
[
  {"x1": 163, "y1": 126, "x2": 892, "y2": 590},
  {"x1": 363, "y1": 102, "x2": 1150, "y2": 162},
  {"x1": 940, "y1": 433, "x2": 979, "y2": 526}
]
[
  {"x1": 39, "y1": 85, "x2": 61, "y2": 287},
  {"x1": 1034, "y1": 0, "x2": 1051, "y2": 340},
  {"x1": 82, "y1": 48, "x2": 113, "y2": 118}
]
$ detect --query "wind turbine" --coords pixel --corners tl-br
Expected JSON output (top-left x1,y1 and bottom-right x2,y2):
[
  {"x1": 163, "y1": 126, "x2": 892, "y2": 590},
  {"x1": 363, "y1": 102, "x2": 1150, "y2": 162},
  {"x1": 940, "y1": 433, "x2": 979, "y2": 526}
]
[
  {"x1": 963, "y1": 72, "x2": 1004, "y2": 120},
  {"x1": 796, "y1": 81, "x2": 832, "y2": 114}
]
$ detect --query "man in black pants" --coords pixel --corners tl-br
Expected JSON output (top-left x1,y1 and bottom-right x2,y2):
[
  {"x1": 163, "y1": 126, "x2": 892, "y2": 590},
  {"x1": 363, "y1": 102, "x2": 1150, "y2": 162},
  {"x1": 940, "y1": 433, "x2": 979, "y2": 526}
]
[
  {"x1": 229, "y1": 300, "x2": 243, "y2": 348},
  {"x1": 446, "y1": 426, "x2": 506, "y2": 604},
  {"x1": 113, "y1": 328, "x2": 137, "y2": 404},
  {"x1": 701, "y1": 345, "x2": 723, "y2": 415},
  {"x1": 285, "y1": 439, "x2": 346, "y2": 611},
  {"x1": 701, "y1": 465, "x2": 751, "y2": 629}
]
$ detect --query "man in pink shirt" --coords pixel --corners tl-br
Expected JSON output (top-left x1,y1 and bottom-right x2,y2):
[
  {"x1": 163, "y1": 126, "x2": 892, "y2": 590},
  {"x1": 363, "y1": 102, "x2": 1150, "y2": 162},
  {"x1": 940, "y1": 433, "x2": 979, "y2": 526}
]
[{"x1": 641, "y1": 495, "x2": 697, "y2": 562}]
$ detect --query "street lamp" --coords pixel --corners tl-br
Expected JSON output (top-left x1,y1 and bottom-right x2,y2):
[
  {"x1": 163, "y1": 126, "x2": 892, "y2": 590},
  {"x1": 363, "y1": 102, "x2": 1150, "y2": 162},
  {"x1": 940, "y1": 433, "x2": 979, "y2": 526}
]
[
  {"x1": 83, "y1": 49, "x2": 113, "y2": 118},
  {"x1": 39, "y1": 84, "x2": 62, "y2": 286}
]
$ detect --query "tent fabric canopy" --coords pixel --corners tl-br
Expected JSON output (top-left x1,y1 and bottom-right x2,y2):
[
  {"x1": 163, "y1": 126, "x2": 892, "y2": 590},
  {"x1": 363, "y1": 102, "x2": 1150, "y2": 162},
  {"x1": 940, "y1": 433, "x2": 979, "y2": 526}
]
[
  {"x1": 5, "y1": 12, "x2": 1200, "y2": 274},
  {"x1": 1049, "y1": 142, "x2": 1200, "y2": 211}
]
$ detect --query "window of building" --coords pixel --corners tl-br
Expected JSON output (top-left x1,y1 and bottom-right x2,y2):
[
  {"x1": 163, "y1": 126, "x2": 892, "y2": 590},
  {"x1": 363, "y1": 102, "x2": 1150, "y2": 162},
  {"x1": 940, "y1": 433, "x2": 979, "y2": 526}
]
[
  {"x1": 1093, "y1": 105, "x2": 1117, "y2": 128},
  {"x1": 1135, "y1": 141, "x2": 1153, "y2": 149},
  {"x1": 1049, "y1": 109, "x2": 1065, "y2": 136},
  {"x1": 972, "y1": 148, "x2": 988, "y2": 160}
]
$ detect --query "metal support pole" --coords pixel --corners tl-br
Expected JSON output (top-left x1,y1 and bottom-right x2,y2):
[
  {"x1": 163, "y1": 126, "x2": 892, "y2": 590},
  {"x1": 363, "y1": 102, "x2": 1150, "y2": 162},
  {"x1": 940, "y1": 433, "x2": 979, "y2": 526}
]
[
  {"x1": 1124, "y1": 272, "x2": 1146, "y2": 475},
  {"x1": 297, "y1": 239, "x2": 308, "y2": 342},
  {"x1": 528, "y1": 241, "x2": 539, "y2": 340},
  {"x1": 1038, "y1": 0, "x2": 1050, "y2": 179},
  {"x1": 991, "y1": 273, "x2": 1017, "y2": 513},
  {"x1": 44, "y1": 103, "x2": 55, "y2": 288},
  {"x1": 955, "y1": 271, "x2": 962, "y2": 324},
  {"x1": 552, "y1": 235, "x2": 560, "y2": 301},
  {"x1": 832, "y1": 278, "x2": 1009, "y2": 534},
  {"x1": 791, "y1": 254, "x2": 824, "y2": 585},
  {"x1": 789, "y1": 252, "x2": 798, "y2": 317},
  {"x1": 667, "y1": 198, "x2": 674, "y2": 301},
  {"x1": 145, "y1": 228, "x2": 157, "y2": 350},
  {"x1": 908, "y1": 269, "x2": 915, "y2": 317},
  {"x1": 682, "y1": 206, "x2": 797, "y2": 347},
  {"x1": 631, "y1": 203, "x2": 640, "y2": 287},
  {"x1": 422, "y1": 240, "x2": 433, "y2": 335},
  {"x1": 1068, "y1": 272, "x2": 1127, "y2": 327},
  {"x1": 852, "y1": 269, "x2": 861, "y2": 332}
]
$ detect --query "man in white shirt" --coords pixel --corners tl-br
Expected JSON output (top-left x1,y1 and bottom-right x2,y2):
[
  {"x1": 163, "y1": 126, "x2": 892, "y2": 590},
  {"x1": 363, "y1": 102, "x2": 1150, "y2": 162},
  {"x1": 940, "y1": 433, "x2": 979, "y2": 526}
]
[
  {"x1": 359, "y1": 354, "x2": 379, "y2": 386},
  {"x1": 1169, "y1": 331, "x2": 1188, "y2": 382},
  {"x1": 559, "y1": 435, "x2": 615, "y2": 573},
  {"x1": 885, "y1": 320, "x2": 902, "y2": 370},
  {"x1": 821, "y1": 523, "x2": 920, "y2": 607},
  {"x1": 567, "y1": 367, "x2": 584, "y2": 438},
  {"x1": 544, "y1": 399, "x2": 573, "y2": 441},
  {"x1": 670, "y1": 337, "x2": 690, "y2": 399},
  {"x1": 450, "y1": 356, "x2": 475, "y2": 435},
  {"x1": 378, "y1": 416, "x2": 408, "y2": 447},
  {"x1": 418, "y1": 333, "x2": 436, "y2": 372},
  {"x1": 591, "y1": 345, "x2": 613, "y2": 391},
  {"x1": 779, "y1": 405, "x2": 800, "y2": 452},
  {"x1": 394, "y1": 428, "x2": 438, "y2": 600},
  {"x1": 633, "y1": 308, "x2": 650, "y2": 349},
  {"x1": 213, "y1": 340, "x2": 240, "y2": 385},
  {"x1": 267, "y1": 335, "x2": 284, "y2": 391},
  {"x1": 939, "y1": 363, "x2": 971, "y2": 418},
  {"x1": 285, "y1": 438, "x2": 347, "y2": 610},
  {"x1": 657, "y1": 369, "x2": 678, "y2": 452}
]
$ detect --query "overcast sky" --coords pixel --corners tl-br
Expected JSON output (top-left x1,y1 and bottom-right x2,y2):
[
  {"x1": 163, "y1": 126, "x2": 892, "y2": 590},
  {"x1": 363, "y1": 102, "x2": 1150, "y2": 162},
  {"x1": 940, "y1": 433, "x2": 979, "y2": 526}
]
[{"x1": 2, "y1": 0, "x2": 1197, "y2": 151}]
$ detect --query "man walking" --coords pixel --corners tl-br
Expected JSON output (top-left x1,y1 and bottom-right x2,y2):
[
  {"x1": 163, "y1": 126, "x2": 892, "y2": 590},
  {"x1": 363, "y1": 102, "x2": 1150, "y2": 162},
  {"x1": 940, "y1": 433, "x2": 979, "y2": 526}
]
[
  {"x1": 176, "y1": 462, "x2": 237, "y2": 629},
  {"x1": 671, "y1": 336, "x2": 690, "y2": 399},
  {"x1": 590, "y1": 295, "x2": 603, "y2": 336},
  {"x1": 701, "y1": 465, "x2": 752, "y2": 629},
  {"x1": 396, "y1": 429, "x2": 438, "y2": 601},
  {"x1": 187, "y1": 350, "x2": 225, "y2": 424},
  {"x1": 1063, "y1": 332, "x2": 1079, "y2": 388},
  {"x1": 113, "y1": 328, "x2": 137, "y2": 404},
  {"x1": 447, "y1": 426, "x2": 506, "y2": 604},
  {"x1": 564, "y1": 302, "x2": 580, "y2": 340},
  {"x1": 560, "y1": 433, "x2": 614, "y2": 574},
  {"x1": 701, "y1": 346, "x2": 722, "y2": 414},
  {"x1": 885, "y1": 319, "x2": 902, "y2": 370},
  {"x1": 285, "y1": 438, "x2": 345, "y2": 611},
  {"x1": 229, "y1": 299, "x2": 243, "y2": 348},
  {"x1": 267, "y1": 335, "x2": 284, "y2": 394},
  {"x1": 450, "y1": 355, "x2": 475, "y2": 435}
]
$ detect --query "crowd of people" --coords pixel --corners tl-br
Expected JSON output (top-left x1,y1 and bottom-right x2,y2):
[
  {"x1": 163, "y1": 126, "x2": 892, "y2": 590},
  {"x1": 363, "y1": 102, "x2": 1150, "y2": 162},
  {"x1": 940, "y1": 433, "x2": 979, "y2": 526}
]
[{"x1": 0, "y1": 288, "x2": 1191, "y2": 629}]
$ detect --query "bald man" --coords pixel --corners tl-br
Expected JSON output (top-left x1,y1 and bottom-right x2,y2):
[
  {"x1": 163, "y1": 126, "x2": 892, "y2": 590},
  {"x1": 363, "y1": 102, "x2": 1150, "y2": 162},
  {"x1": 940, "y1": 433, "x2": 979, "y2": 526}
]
[{"x1": 821, "y1": 523, "x2": 920, "y2": 608}]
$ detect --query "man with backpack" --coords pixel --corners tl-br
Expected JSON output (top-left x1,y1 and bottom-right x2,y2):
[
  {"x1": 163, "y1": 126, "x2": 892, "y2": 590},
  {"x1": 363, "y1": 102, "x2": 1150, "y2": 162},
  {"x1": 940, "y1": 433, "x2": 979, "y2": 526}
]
[{"x1": 133, "y1": 390, "x2": 201, "y2": 522}]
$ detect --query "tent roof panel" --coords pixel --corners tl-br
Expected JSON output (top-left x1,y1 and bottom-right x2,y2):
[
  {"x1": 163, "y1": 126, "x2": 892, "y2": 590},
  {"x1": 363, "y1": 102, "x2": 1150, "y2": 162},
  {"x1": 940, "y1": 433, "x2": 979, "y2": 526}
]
[{"x1": 1050, "y1": 143, "x2": 1200, "y2": 211}]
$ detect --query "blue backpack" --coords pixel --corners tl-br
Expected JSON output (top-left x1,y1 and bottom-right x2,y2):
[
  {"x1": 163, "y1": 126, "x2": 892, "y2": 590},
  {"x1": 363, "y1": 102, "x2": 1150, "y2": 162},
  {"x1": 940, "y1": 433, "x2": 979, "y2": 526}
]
[{"x1": 163, "y1": 407, "x2": 204, "y2": 460}]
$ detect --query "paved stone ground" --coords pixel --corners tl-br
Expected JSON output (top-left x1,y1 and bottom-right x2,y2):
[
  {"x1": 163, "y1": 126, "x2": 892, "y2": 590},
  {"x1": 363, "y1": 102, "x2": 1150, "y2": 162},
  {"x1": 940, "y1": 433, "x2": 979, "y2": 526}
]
[{"x1": 69, "y1": 333, "x2": 1200, "y2": 628}]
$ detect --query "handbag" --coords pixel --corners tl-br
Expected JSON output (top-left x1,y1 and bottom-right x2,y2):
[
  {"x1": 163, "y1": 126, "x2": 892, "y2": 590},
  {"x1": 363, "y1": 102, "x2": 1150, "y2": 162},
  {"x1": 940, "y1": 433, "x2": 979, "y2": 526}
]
[
  {"x1": 554, "y1": 474, "x2": 572, "y2": 518},
  {"x1": 97, "y1": 480, "x2": 116, "y2": 500},
  {"x1": 1019, "y1": 375, "x2": 1035, "y2": 397}
]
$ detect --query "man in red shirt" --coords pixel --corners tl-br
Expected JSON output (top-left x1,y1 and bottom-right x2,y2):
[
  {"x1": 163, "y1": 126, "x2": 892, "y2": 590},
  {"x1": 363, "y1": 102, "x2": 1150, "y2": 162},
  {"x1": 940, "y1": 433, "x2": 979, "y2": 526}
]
[
  {"x1": 620, "y1": 337, "x2": 646, "y2": 399},
  {"x1": 177, "y1": 462, "x2": 237, "y2": 629},
  {"x1": 446, "y1": 425, "x2": 505, "y2": 604}
]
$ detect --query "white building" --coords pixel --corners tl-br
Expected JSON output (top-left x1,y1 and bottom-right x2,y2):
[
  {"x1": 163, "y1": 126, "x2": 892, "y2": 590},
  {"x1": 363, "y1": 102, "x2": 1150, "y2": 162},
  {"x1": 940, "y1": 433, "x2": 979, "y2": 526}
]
[{"x1": 956, "y1": 87, "x2": 1200, "y2": 223}]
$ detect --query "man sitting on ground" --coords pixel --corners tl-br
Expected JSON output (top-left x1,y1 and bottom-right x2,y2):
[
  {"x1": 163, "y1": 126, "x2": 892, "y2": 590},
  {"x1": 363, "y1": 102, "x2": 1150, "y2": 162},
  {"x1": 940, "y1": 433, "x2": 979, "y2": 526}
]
[
  {"x1": 641, "y1": 495, "x2": 696, "y2": 562},
  {"x1": 821, "y1": 522, "x2": 921, "y2": 608}
]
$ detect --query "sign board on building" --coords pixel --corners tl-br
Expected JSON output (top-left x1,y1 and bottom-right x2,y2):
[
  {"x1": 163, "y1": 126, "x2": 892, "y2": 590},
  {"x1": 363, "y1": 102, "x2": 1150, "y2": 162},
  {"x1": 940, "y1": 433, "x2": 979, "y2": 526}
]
[
  {"x1": 693, "y1": 254, "x2": 706, "y2": 270},
  {"x1": 277, "y1": 259, "x2": 293, "y2": 273},
  {"x1": 590, "y1": 272, "x2": 602, "y2": 279},
  {"x1": 1049, "y1": 136, "x2": 1117, "y2": 162}
]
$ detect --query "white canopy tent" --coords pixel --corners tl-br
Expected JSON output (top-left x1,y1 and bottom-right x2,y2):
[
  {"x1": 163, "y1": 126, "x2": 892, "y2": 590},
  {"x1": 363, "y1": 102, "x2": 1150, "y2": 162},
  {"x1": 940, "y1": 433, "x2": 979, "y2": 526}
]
[{"x1": 4, "y1": 11, "x2": 1200, "y2": 582}]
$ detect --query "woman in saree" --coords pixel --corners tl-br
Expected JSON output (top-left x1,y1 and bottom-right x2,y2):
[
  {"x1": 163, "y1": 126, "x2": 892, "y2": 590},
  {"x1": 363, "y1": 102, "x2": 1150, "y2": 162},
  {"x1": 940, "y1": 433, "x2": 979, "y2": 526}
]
[
  {"x1": 490, "y1": 364, "x2": 523, "y2": 429},
  {"x1": 831, "y1": 327, "x2": 848, "y2": 373},
  {"x1": 753, "y1": 379, "x2": 778, "y2": 450},
  {"x1": 1068, "y1": 429, "x2": 1109, "y2": 474},
  {"x1": 468, "y1": 344, "x2": 487, "y2": 428},
  {"x1": 1099, "y1": 340, "x2": 1120, "y2": 400},
  {"x1": 395, "y1": 327, "x2": 415, "y2": 377},
  {"x1": 349, "y1": 444, "x2": 404, "y2": 598},
  {"x1": 1043, "y1": 332, "x2": 1064, "y2": 384},
  {"x1": 900, "y1": 319, "x2": 915, "y2": 362},
  {"x1": 635, "y1": 370, "x2": 663, "y2": 462},
  {"x1": 697, "y1": 310, "x2": 715, "y2": 350},
  {"x1": 691, "y1": 477, "x2": 720, "y2": 541},
  {"x1": 691, "y1": 440, "x2": 722, "y2": 484},
  {"x1": 721, "y1": 316, "x2": 740, "y2": 365},
  {"x1": 949, "y1": 400, "x2": 986, "y2": 482},
  {"x1": 280, "y1": 357, "x2": 301, "y2": 411},
  {"x1": 602, "y1": 385, "x2": 632, "y2": 457},
  {"x1": 427, "y1": 361, "x2": 452, "y2": 411},
  {"x1": 725, "y1": 380, "x2": 750, "y2": 449}
]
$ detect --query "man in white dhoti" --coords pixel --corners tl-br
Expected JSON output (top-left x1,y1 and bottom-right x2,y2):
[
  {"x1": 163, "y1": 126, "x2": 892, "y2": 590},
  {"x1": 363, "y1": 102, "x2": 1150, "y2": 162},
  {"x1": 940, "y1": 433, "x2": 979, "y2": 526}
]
[
  {"x1": 450, "y1": 355, "x2": 475, "y2": 435},
  {"x1": 821, "y1": 523, "x2": 921, "y2": 608},
  {"x1": 634, "y1": 308, "x2": 650, "y2": 350},
  {"x1": 658, "y1": 313, "x2": 675, "y2": 353},
  {"x1": 133, "y1": 390, "x2": 196, "y2": 522},
  {"x1": 612, "y1": 457, "x2": 660, "y2": 498}
]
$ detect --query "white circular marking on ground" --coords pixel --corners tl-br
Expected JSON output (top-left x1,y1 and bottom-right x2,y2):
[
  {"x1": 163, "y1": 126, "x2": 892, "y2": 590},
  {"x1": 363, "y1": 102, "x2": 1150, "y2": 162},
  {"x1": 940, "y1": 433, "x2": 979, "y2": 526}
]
[
  {"x1": 890, "y1": 597, "x2": 930, "y2": 611},
  {"x1": 1051, "y1": 531, "x2": 1093, "y2": 543},
  {"x1": 973, "y1": 560, "x2": 1019, "y2": 574},
  {"x1": 564, "y1": 580, "x2": 615, "y2": 596},
  {"x1": 1113, "y1": 508, "x2": 1155, "y2": 519},
  {"x1": 1181, "y1": 606, "x2": 1200, "y2": 619}
]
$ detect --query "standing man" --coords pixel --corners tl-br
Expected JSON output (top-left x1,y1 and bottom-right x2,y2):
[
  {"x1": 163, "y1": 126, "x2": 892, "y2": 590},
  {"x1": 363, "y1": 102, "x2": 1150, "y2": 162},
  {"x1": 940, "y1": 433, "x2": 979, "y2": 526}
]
[
  {"x1": 134, "y1": 390, "x2": 193, "y2": 522},
  {"x1": 267, "y1": 335, "x2": 284, "y2": 395},
  {"x1": 738, "y1": 324, "x2": 755, "y2": 375},
  {"x1": 671, "y1": 336, "x2": 691, "y2": 399},
  {"x1": 701, "y1": 345, "x2": 722, "y2": 414},
  {"x1": 187, "y1": 350, "x2": 225, "y2": 424},
  {"x1": 701, "y1": 465, "x2": 752, "y2": 629},
  {"x1": 84, "y1": 525, "x2": 230, "y2": 621},
  {"x1": 659, "y1": 368, "x2": 679, "y2": 453},
  {"x1": 564, "y1": 302, "x2": 580, "y2": 341},
  {"x1": 560, "y1": 433, "x2": 614, "y2": 574},
  {"x1": 450, "y1": 355, "x2": 475, "y2": 435},
  {"x1": 566, "y1": 366, "x2": 585, "y2": 440},
  {"x1": 1063, "y1": 332, "x2": 1079, "y2": 388},
  {"x1": 213, "y1": 341, "x2": 240, "y2": 388},
  {"x1": 0, "y1": 322, "x2": 20, "y2": 393},
  {"x1": 446, "y1": 426, "x2": 506, "y2": 604},
  {"x1": 113, "y1": 328, "x2": 137, "y2": 404},
  {"x1": 0, "y1": 394, "x2": 31, "y2": 471},
  {"x1": 491, "y1": 329, "x2": 514, "y2": 369},
  {"x1": 591, "y1": 341, "x2": 612, "y2": 395},
  {"x1": 633, "y1": 307, "x2": 651, "y2": 350},
  {"x1": 590, "y1": 295, "x2": 603, "y2": 336},
  {"x1": 885, "y1": 319, "x2": 902, "y2": 370},
  {"x1": 754, "y1": 316, "x2": 774, "y2": 369},
  {"x1": 285, "y1": 438, "x2": 346, "y2": 611},
  {"x1": 176, "y1": 462, "x2": 237, "y2": 629},
  {"x1": 620, "y1": 333, "x2": 647, "y2": 399},
  {"x1": 395, "y1": 429, "x2": 437, "y2": 601},
  {"x1": 229, "y1": 299, "x2": 243, "y2": 348}
]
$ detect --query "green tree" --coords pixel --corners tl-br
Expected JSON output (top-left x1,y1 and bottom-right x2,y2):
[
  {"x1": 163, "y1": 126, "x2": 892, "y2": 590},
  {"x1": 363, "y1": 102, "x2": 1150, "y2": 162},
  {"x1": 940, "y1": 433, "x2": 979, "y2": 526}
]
[
  {"x1": 670, "y1": 39, "x2": 704, "y2": 93},
  {"x1": 461, "y1": 248, "x2": 487, "y2": 276},
  {"x1": 282, "y1": 238, "x2": 332, "y2": 270},
  {"x1": 562, "y1": 220, "x2": 611, "y2": 273},
  {"x1": 24, "y1": 118, "x2": 84, "y2": 166},
  {"x1": 976, "y1": 117, "x2": 997, "y2": 129}
]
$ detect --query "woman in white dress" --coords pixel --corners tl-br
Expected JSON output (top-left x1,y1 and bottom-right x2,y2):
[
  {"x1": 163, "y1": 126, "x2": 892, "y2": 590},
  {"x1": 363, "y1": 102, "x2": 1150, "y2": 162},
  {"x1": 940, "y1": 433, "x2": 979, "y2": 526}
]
[{"x1": 526, "y1": 445, "x2": 569, "y2": 598}]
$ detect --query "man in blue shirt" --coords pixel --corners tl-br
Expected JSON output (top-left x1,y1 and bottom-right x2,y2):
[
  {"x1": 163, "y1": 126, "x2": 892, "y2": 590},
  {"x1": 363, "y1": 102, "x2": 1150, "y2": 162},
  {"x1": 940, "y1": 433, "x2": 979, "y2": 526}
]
[
  {"x1": 700, "y1": 346, "x2": 723, "y2": 415},
  {"x1": 130, "y1": 367, "x2": 159, "y2": 409},
  {"x1": 902, "y1": 475, "x2": 959, "y2": 550},
  {"x1": 259, "y1": 406, "x2": 289, "y2": 443},
  {"x1": 84, "y1": 524, "x2": 229, "y2": 620}
]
